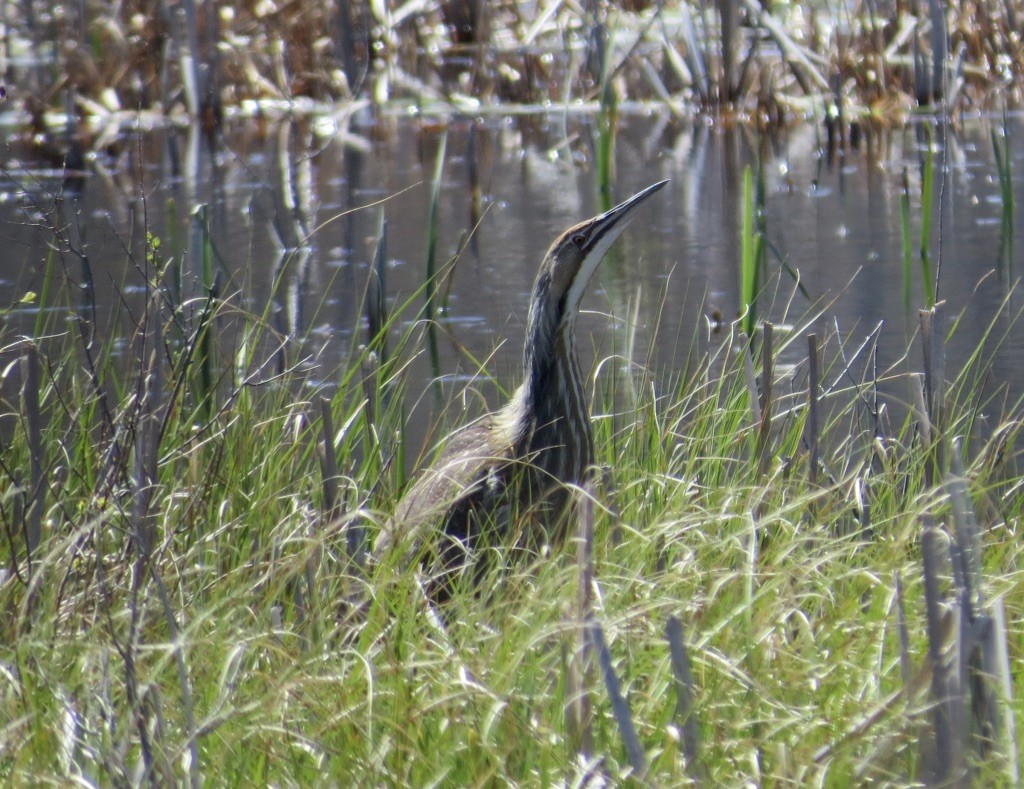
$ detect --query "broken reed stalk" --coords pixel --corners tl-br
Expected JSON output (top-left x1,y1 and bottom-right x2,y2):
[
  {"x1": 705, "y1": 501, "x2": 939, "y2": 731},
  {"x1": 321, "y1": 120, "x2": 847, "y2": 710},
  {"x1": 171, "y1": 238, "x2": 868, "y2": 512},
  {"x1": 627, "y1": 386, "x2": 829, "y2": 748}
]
[
  {"x1": 132, "y1": 290, "x2": 163, "y2": 581},
  {"x1": 947, "y1": 439, "x2": 982, "y2": 611},
  {"x1": 947, "y1": 440, "x2": 1004, "y2": 758},
  {"x1": 665, "y1": 615, "x2": 702, "y2": 781},
  {"x1": 921, "y1": 524, "x2": 965, "y2": 783},
  {"x1": 125, "y1": 289, "x2": 166, "y2": 785},
  {"x1": 894, "y1": 571, "x2": 913, "y2": 703},
  {"x1": 587, "y1": 617, "x2": 648, "y2": 779},
  {"x1": 744, "y1": 509, "x2": 759, "y2": 633},
  {"x1": 907, "y1": 452, "x2": 1018, "y2": 782},
  {"x1": 910, "y1": 372, "x2": 932, "y2": 449},
  {"x1": 741, "y1": 338, "x2": 760, "y2": 427},
  {"x1": 919, "y1": 308, "x2": 935, "y2": 421},
  {"x1": 989, "y1": 598, "x2": 1021, "y2": 783},
  {"x1": 806, "y1": 333, "x2": 819, "y2": 487}
]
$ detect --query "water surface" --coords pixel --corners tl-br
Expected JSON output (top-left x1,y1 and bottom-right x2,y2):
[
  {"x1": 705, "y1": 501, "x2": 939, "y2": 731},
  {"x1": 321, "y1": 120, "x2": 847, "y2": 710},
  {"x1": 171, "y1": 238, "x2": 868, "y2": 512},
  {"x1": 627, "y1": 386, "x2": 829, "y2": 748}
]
[{"x1": 2, "y1": 112, "x2": 1022, "y2": 454}]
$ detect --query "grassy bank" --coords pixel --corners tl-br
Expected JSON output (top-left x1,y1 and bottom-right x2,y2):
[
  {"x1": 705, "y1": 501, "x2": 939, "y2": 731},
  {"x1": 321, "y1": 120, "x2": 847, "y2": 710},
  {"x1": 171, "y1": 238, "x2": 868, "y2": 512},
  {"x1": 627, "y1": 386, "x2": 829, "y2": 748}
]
[{"x1": 1, "y1": 230, "x2": 1021, "y2": 783}]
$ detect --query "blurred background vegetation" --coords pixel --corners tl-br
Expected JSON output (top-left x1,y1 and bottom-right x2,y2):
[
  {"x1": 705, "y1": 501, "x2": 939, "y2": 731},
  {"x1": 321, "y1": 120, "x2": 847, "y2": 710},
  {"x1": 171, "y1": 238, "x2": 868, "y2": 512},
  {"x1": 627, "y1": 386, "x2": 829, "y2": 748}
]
[{"x1": 3, "y1": 0, "x2": 1023, "y2": 142}]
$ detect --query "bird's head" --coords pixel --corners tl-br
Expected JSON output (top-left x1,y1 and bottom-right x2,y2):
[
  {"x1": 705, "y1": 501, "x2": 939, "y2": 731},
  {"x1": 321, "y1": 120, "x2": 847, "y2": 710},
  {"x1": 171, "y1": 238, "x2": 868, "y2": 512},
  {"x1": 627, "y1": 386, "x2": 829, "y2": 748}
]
[{"x1": 527, "y1": 180, "x2": 668, "y2": 344}]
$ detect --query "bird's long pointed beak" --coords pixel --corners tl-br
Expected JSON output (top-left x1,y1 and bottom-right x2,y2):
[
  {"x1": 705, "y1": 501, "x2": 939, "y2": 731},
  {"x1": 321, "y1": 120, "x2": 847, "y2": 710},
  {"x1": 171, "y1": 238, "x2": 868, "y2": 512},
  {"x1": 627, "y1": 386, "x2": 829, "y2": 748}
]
[
  {"x1": 599, "y1": 180, "x2": 669, "y2": 228},
  {"x1": 578, "y1": 180, "x2": 668, "y2": 258},
  {"x1": 564, "y1": 179, "x2": 668, "y2": 310}
]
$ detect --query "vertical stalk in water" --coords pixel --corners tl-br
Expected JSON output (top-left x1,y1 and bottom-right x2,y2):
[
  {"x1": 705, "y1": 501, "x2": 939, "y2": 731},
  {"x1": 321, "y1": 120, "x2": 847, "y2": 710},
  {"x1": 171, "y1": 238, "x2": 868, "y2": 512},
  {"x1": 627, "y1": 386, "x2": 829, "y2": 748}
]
[
  {"x1": 424, "y1": 133, "x2": 447, "y2": 402},
  {"x1": 594, "y1": 15, "x2": 615, "y2": 213},
  {"x1": 739, "y1": 165, "x2": 761, "y2": 340},
  {"x1": 193, "y1": 205, "x2": 216, "y2": 422},
  {"x1": 368, "y1": 210, "x2": 389, "y2": 363},
  {"x1": 33, "y1": 248, "x2": 56, "y2": 340},
  {"x1": 20, "y1": 344, "x2": 44, "y2": 565},
  {"x1": 900, "y1": 169, "x2": 913, "y2": 312},
  {"x1": 167, "y1": 197, "x2": 183, "y2": 309},
  {"x1": 919, "y1": 132, "x2": 936, "y2": 308},
  {"x1": 596, "y1": 89, "x2": 617, "y2": 213},
  {"x1": 991, "y1": 119, "x2": 1014, "y2": 274}
]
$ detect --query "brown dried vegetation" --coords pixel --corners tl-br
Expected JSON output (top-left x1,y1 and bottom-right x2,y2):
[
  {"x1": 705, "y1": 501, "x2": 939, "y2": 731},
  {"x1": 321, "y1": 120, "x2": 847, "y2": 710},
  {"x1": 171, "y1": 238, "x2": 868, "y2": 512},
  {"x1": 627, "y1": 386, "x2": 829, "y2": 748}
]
[{"x1": 2, "y1": 0, "x2": 1022, "y2": 135}]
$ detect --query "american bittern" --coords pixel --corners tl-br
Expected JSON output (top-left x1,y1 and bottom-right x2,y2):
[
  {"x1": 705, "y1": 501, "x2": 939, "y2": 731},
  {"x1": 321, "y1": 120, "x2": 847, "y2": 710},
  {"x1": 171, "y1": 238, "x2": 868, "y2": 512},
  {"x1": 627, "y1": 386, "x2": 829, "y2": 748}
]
[{"x1": 377, "y1": 180, "x2": 667, "y2": 585}]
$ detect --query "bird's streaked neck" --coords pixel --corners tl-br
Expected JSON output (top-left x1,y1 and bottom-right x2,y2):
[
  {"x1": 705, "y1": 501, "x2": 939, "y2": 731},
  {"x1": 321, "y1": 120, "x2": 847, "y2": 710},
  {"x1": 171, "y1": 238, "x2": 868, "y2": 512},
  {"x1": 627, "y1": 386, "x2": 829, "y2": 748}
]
[{"x1": 522, "y1": 286, "x2": 581, "y2": 420}]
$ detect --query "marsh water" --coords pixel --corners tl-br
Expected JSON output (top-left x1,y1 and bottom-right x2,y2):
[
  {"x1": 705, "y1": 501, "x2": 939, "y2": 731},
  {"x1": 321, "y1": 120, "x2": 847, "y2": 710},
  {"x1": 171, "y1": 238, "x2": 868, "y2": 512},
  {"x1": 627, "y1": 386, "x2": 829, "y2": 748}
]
[{"x1": 3, "y1": 111, "x2": 1024, "y2": 453}]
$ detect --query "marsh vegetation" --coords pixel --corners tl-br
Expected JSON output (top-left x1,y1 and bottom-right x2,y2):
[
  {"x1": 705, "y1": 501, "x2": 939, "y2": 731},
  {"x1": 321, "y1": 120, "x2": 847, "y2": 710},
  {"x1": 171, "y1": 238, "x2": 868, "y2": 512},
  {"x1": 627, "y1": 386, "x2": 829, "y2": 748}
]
[{"x1": 2, "y1": 0, "x2": 1024, "y2": 784}]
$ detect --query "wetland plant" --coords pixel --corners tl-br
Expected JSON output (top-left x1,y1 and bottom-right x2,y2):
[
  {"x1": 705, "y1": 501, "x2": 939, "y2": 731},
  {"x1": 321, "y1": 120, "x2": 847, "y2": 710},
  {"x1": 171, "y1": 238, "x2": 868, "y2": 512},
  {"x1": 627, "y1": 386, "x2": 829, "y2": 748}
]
[{"x1": 2, "y1": 168, "x2": 1022, "y2": 783}]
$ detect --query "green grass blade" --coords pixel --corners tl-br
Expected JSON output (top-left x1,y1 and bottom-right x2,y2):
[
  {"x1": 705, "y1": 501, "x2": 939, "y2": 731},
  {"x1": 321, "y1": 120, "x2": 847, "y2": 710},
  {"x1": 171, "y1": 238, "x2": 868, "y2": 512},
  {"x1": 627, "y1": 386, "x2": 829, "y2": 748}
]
[
  {"x1": 900, "y1": 169, "x2": 913, "y2": 312},
  {"x1": 740, "y1": 165, "x2": 758, "y2": 339},
  {"x1": 919, "y1": 134, "x2": 936, "y2": 308},
  {"x1": 424, "y1": 133, "x2": 447, "y2": 402}
]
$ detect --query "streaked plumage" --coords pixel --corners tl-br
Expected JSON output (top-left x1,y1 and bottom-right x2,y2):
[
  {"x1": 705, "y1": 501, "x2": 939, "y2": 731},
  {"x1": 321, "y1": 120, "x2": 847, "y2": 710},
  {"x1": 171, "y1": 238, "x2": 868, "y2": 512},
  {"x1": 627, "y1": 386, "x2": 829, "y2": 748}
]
[{"x1": 378, "y1": 181, "x2": 667, "y2": 589}]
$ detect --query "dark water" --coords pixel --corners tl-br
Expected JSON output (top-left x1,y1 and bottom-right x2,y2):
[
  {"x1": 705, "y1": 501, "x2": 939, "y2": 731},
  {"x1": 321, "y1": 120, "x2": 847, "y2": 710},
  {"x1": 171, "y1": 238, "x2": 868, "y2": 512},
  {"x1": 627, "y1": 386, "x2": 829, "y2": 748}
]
[{"x1": 2, "y1": 112, "x2": 1023, "y2": 451}]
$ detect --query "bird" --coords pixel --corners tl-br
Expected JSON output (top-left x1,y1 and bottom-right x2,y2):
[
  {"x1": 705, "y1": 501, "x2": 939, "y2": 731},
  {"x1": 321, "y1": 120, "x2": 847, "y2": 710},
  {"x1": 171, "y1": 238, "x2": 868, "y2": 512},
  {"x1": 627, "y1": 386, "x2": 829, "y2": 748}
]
[{"x1": 376, "y1": 180, "x2": 668, "y2": 593}]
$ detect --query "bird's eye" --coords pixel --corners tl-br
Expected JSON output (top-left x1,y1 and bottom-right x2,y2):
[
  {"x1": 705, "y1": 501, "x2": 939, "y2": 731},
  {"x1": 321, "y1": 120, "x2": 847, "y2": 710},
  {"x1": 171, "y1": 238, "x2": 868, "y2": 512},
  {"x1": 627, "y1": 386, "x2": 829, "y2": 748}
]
[{"x1": 571, "y1": 233, "x2": 586, "y2": 247}]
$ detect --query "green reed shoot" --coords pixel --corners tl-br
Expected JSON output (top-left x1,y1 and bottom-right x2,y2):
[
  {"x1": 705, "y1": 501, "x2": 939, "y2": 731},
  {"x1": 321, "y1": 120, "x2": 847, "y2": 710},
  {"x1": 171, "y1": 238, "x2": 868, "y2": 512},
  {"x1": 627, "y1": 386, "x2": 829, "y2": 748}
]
[
  {"x1": 900, "y1": 168, "x2": 914, "y2": 311},
  {"x1": 900, "y1": 132, "x2": 938, "y2": 312},
  {"x1": 596, "y1": 97, "x2": 616, "y2": 213},
  {"x1": 368, "y1": 210, "x2": 389, "y2": 362},
  {"x1": 919, "y1": 132, "x2": 937, "y2": 308},
  {"x1": 33, "y1": 248, "x2": 56, "y2": 340},
  {"x1": 424, "y1": 133, "x2": 447, "y2": 324},
  {"x1": 595, "y1": 31, "x2": 616, "y2": 213},
  {"x1": 991, "y1": 118, "x2": 1014, "y2": 272},
  {"x1": 166, "y1": 196, "x2": 183, "y2": 308},
  {"x1": 424, "y1": 133, "x2": 447, "y2": 400},
  {"x1": 193, "y1": 204, "x2": 216, "y2": 422},
  {"x1": 739, "y1": 164, "x2": 763, "y2": 339}
]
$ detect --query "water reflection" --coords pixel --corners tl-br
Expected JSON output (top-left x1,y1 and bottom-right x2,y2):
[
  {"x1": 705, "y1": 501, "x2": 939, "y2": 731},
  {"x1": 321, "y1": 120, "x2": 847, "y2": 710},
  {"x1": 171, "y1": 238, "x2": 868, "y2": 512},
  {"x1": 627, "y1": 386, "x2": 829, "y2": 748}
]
[{"x1": 2, "y1": 112, "x2": 1022, "y2": 456}]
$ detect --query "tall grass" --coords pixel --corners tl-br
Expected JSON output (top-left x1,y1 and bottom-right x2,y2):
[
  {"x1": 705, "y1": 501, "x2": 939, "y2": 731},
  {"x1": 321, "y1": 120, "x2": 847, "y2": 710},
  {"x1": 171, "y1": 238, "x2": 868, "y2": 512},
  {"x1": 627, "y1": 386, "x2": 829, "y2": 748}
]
[{"x1": 1, "y1": 196, "x2": 1021, "y2": 783}]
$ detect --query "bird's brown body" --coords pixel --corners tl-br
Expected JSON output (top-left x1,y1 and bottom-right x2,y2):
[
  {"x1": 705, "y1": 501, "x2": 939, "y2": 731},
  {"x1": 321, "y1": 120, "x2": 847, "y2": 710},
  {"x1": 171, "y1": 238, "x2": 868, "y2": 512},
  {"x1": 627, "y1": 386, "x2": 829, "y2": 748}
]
[{"x1": 378, "y1": 181, "x2": 667, "y2": 588}]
